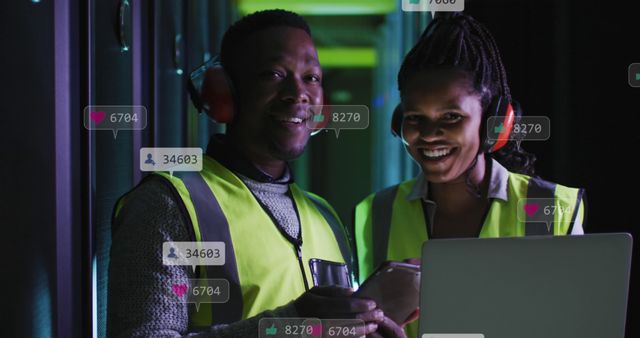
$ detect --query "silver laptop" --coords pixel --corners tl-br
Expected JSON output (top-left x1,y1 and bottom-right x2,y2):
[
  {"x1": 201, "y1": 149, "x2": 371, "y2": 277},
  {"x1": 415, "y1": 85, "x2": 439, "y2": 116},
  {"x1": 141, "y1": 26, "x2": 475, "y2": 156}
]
[{"x1": 418, "y1": 233, "x2": 632, "y2": 338}]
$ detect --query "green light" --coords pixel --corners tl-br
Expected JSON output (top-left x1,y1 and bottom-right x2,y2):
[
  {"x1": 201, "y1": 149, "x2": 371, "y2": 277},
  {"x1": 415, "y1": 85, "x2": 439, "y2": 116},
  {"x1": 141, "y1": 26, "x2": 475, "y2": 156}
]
[
  {"x1": 331, "y1": 90, "x2": 353, "y2": 103},
  {"x1": 238, "y1": 0, "x2": 396, "y2": 15},
  {"x1": 316, "y1": 47, "x2": 377, "y2": 68}
]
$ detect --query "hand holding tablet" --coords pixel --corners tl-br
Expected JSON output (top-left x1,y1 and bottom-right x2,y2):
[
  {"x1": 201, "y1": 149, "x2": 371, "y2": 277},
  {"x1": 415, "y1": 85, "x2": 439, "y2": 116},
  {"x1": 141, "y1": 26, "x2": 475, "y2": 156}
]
[{"x1": 353, "y1": 261, "x2": 421, "y2": 325}]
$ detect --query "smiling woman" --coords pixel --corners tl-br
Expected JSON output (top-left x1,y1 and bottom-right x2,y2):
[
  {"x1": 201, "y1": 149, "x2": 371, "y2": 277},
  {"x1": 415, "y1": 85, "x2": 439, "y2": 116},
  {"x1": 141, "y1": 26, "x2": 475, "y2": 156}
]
[
  {"x1": 399, "y1": 68, "x2": 485, "y2": 184},
  {"x1": 354, "y1": 12, "x2": 587, "y2": 338}
]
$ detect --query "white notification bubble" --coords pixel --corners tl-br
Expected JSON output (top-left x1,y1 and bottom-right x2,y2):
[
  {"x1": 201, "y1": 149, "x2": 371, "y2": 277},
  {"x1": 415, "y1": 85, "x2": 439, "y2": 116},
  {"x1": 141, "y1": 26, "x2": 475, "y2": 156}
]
[
  {"x1": 258, "y1": 318, "x2": 323, "y2": 338},
  {"x1": 140, "y1": 147, "x2": 203, "y2": 175},
  {"x1": 402, "y1": 0, "x2": 465, "y2": 13},
  {"x1": 517, "y1": 198, "x2": 575, "y2": 235},
  {"x1": 486, "y1": 116, "x2": 551, "y2": 149},
  {"x1": 163, "y1": 241, "x2": 225, "y2": 273},
  {"x1": 83, "y1": 105, "x2": 148, "y2": 138},
  {"x1": 169, "y1": 278, "x2": 230, "y2": 311},
  {"x1": 322, "y1": 319, "x2": 366, "y2": 338},
  {"x1": 306, "y1": 105, "x2": 370, "y2": 138},
  {"x1": 629, "y1": 63, "x2": 640, "y2": 88}
]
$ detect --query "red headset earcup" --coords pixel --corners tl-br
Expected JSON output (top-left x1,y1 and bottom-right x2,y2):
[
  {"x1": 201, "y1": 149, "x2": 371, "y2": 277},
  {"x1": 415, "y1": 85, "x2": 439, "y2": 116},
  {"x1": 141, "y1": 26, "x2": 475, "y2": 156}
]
[
  {"x1": 201, "y1": 67, "x2": 235, "y2": 124},
  {"x1": 490, "y1": 102, "x2": 515, "y2": 152}
]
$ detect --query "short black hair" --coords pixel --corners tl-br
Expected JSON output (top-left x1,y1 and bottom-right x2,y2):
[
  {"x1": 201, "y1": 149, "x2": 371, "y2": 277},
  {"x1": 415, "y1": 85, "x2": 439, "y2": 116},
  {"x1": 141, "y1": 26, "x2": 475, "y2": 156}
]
[
  {"x1": 220, "y1": 9, "x2": 312, "y2": 71},
  {"x1": 398, "y1": 13, "x2": 536, "y2": 176}
]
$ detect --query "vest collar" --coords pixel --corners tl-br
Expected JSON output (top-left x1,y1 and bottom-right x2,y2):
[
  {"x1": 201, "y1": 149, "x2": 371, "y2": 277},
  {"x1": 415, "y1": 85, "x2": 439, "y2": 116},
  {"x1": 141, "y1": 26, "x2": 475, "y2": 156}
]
[{"x1": 407, "y1": 157, "x2": 509, "y2": 202}]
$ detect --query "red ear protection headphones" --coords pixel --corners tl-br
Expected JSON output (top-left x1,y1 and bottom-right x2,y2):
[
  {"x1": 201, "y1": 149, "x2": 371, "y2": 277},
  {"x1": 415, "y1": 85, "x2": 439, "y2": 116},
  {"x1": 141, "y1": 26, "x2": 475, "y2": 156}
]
[
  {"x1": 188, "y1": 56, "x2": 236, "y2": 124},
  {"x1": 479, "y1": 96, "x2": 517, "y2": 153},
  {"x1": 391, "y1": 96, "x2": 519, "y2": 153}
]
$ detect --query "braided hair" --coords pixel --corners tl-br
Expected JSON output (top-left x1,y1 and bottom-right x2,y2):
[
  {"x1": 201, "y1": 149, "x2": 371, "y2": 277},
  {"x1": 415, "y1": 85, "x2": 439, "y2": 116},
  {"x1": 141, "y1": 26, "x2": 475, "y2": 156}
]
[{"x1": 398, "y1": 12, "x2": 536, "y2": 176}]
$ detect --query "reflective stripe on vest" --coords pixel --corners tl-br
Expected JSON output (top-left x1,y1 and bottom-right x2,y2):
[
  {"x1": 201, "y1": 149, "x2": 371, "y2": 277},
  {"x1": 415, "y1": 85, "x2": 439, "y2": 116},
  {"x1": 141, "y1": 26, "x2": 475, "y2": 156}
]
[
  {"x1": 371, "y1": 185, "x2": 399, "y2": 272},
  {"x1": 524, "y1": 177, "x2": 560, "y2": 235},
  {"x1": 524, "y1": 177, "x2": 556, "y2": 235},
  {"x1": 177, "y1": 171, "x2": 243, "y2": 325},
  {"x1": 304, "y1": 191, "x2": 356, "y2": 283},
  {"x1": 156, "y1": 157, "x2": 350, "y2": 328}
]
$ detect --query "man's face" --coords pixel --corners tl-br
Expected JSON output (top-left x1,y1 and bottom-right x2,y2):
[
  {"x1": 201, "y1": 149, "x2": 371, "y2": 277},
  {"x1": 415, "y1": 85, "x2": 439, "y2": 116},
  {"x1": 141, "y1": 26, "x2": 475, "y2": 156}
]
[
  {"x1": 230, "y1": 26, "x2": 322, "y2": 162},
  {"x1": 401, "y1": 69, "x2": 484, "y2": 183}
]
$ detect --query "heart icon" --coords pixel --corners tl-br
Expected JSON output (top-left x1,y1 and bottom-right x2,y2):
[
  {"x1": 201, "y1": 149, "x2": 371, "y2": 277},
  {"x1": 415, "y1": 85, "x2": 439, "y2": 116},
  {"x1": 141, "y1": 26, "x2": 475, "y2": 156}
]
[
  {"x1": 310, "y1": 324, "x2": 323, "y2": 338},
  {"x1": 90, "y1": 111, "x2": 106, "y2": 125},
  {"x1": 523, "y1": 203, "x2": 539, "y2": 217},
  {"x1": 172, "y1": 283, "x2": 188, "y2": 298}
]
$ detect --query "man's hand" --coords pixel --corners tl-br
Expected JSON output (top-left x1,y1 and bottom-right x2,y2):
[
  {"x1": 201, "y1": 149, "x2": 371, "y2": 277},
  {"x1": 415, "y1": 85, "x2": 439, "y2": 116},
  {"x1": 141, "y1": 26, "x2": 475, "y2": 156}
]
[
  {"x1": 367, "y1": 316, "x2": 407, "y2": 338},
  {"x1": 294, "y1": 286, "x2": 383, "y2": 335}
]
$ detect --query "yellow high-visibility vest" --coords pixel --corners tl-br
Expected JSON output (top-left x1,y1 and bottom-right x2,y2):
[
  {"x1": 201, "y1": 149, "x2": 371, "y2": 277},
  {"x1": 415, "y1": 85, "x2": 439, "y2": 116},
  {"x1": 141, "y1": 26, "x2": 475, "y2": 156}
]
[
  {"x1": 355, "y1": 172, "x2": 584, "y2": 338},
  {"x1": 117, "y1": 156, "x2": 354, "y2": 328}
]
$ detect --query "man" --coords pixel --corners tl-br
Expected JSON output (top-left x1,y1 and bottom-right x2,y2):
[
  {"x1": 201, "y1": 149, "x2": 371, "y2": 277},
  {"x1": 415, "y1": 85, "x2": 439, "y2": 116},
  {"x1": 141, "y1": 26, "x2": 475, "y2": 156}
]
[{"x1": 108, "y1": 9, "x2": 405, "y2": 338}]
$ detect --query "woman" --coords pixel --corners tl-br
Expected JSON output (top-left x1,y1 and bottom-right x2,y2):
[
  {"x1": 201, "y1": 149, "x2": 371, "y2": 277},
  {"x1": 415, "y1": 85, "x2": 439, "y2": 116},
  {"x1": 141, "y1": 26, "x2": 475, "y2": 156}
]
[{"x1": 354, "y1": 12, "x2": 586, "y2": 338}]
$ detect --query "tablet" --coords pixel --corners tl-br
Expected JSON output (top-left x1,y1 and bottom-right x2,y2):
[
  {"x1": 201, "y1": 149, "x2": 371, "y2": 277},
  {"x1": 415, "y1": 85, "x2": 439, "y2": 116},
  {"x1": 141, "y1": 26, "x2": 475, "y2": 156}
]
[{"x1": 353, "y1": 261, "x2": 420, "y2": 324}]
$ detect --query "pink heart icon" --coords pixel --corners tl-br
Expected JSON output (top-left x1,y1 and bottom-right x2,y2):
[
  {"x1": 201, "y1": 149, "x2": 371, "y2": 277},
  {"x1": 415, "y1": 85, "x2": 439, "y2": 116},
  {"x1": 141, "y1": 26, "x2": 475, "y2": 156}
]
[
  {"x1": 310, "y1": 324, "x2": 322, "y2": 338},
  {"x1": 172, "y1": 283, "x2": 188, "y2": 298},
  {"x1": 523, "y1": 203, "x2": 540, "y2": 217},
  {"x1": 90, "y1": 111, "x2": 106, "y2": 125}
]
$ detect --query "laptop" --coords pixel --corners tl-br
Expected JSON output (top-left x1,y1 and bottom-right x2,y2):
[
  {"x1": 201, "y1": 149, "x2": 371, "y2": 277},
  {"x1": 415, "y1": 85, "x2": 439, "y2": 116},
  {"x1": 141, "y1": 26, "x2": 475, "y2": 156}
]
[{"x1": 418, "y1": 233, "x2": 633, "y2": 338}]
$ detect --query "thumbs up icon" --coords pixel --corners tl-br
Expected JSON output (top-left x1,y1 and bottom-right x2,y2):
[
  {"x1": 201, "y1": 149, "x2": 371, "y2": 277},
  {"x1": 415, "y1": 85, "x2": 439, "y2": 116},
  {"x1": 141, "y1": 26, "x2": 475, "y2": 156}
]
[{"x1": 265, "y1": 324, "x2": 277, "y2": 336}]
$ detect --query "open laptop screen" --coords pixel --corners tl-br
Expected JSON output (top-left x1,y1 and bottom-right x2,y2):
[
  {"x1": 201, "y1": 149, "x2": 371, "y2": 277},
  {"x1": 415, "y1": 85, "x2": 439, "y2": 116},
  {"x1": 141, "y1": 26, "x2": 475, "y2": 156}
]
[{"x1": 419, "y1": 234, "x2": 632, "y2": 338}]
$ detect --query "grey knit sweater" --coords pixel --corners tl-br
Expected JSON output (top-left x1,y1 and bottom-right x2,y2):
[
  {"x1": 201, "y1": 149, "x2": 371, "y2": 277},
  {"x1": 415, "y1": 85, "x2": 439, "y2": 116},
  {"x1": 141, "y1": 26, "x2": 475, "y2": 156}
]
[{"x1": 107, "y1": 175, "x2": 300, "y2": 338}]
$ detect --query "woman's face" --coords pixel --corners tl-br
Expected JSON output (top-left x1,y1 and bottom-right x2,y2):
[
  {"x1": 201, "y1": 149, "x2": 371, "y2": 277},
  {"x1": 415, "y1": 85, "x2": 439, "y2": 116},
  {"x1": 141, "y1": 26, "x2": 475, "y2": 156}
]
[{"x1": 401, "y1": 69, "x2": 484, "y2": 184}]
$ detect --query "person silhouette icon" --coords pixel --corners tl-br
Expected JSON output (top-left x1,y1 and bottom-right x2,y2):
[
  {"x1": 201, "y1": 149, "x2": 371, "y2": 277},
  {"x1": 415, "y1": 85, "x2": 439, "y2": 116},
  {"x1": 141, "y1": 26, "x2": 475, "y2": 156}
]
[
  {"x1": 145, "y1": 153, "x2": 156, "y2": 166},
  {"x1": 167, "y1": 247, "x2": 178, "y2": 259}
]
